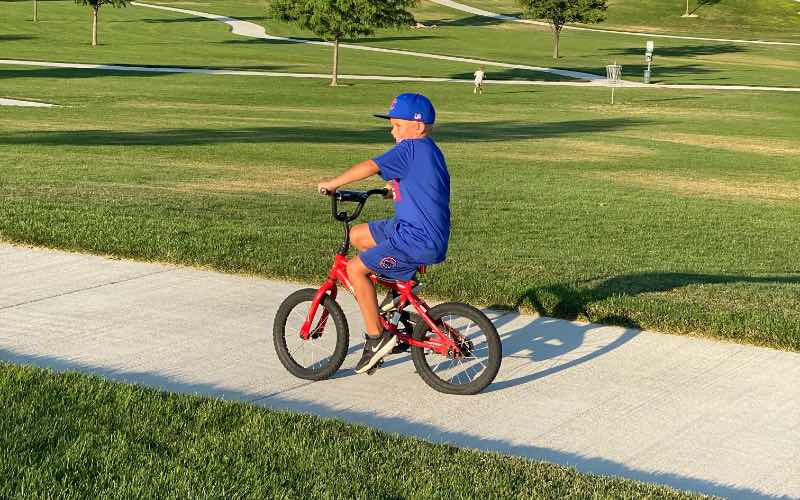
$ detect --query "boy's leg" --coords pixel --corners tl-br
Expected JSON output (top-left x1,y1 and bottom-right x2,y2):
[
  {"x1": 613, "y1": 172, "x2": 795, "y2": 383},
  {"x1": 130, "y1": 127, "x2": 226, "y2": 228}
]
[
  {"x1": 346, "y1": 256, "x2": 383, "y2": 336},
  {"x1": 348, "y1": 255, "x2": 396, "y2": 373},
  {"x1": 350, "y1": 223, "x2": 377, "y2": 252},
  {"x1": 348, "y1": 221, "x2": 399, "y2": 373}
]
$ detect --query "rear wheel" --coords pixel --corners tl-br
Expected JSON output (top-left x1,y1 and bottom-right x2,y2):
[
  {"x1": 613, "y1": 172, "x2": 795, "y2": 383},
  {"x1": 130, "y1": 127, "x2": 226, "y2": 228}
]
[
  {"x1": 411, "y1": 302, "x2": 502, "y2": 395},
  {"x1": 273, "y1": 288, "x2": 349, "y2": 381}
]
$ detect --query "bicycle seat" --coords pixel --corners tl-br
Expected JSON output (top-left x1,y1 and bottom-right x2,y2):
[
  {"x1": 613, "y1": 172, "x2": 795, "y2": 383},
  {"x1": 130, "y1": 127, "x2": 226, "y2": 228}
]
[
  {"x1": 370, "y1": 274, "x2": 416, "y2": 285},
  {"x1": 371, "y1": 265, "x2": 428, "y2": 285}
]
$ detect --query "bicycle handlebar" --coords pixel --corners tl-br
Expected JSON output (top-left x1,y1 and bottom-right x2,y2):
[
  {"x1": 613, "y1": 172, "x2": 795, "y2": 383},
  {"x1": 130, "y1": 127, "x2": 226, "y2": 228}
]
[{"x1": 321, "y1": 188, "x2": 389, "y2": 222}]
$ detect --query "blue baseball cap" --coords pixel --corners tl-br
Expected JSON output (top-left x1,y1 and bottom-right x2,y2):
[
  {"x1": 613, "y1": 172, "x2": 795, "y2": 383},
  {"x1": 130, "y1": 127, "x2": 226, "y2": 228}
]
[{"x1": 374, "y1": 93, "x2": 436, "y2": 125}]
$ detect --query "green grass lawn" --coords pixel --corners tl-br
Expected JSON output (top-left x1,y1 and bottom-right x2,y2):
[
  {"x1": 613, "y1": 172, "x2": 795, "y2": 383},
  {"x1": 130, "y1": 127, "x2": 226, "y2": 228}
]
[
  {"x1": 3, "y1": 0, "x2": 800, "y2": 87},
  {"x1": 2, "y1": 0, "x2": 800, "y2": 352},
  {"x1": 2, "y1": 66, "x2": 800, "y2": 351},
  {"x1": 0, "y1": 362, "x2": 707, "y2": 498},
  {"x1": 459, "y1": 0, "x2": 800, "y2": 41},
  {"x1": 2, "y1": 3, "x2": 797, "y2": 496},
  {"x1": 400, "y1": 0, "x2": 800, "y2": 87},
  {"x1": 0, "y1": 0, "x2": 483, "y2": 79}
]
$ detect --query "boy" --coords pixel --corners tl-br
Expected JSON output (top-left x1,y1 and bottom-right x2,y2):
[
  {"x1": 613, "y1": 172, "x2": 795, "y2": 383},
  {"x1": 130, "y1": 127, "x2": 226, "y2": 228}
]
[{"x1": 317, "y1": 93, "x2": 450, "y2": 374}]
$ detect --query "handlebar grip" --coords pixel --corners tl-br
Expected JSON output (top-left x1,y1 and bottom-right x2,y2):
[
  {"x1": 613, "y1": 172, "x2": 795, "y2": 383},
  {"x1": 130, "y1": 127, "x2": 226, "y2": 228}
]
[{"x1": 326, "y1": 187, "x2": 388, "y2": 223}]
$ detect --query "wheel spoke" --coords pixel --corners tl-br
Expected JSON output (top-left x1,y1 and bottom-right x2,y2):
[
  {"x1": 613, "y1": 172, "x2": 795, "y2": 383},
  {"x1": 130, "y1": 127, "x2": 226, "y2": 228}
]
[
  {"x1": 282, "y1": 300, "x2": 339, "y2": 371},
  {"x1": 416, "y1": 308, "x2": 499, "y2": 388}
]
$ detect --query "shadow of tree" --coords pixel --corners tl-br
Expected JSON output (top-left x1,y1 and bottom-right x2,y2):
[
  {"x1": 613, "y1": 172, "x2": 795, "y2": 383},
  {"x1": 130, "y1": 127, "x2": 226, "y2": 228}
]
[
  {"x1": 221, "y1": 37, "x2": 312, "y2": 45},
  {"x1": 221, "y1": 34, "x2": 440, "y2": 45},
  {"x1": 120, "y1": 16, "x2": 268, "y2": 24},
  {"x1": 0, "y1": 35, "x2": 35, "y2": 42},
  {"x1": 633, "y1": 95, "x2": 704, "y2": 102},
  {"x1": 515, "y1": 272, "x2": 800, "y2": 327},
  {"x1": 449, "y1": 67, "x2": 569, "y2": 82},
  {"x1": 0, "y1": 64, "x2": 288, "y2": 80},
  {"x1": 573, "y1": 63, "x2": 718, "y2": 80},
  {"x1": 691, "y1": 0, "x2": 723, "y2": 15},
  {"x1": 416, "y1": 14, "x2": 519, "y2": 28},
  {"x1": 0, "y1": 118, "x2": 652, "y2": 146},
  {"x1": 0, "y1": 67, "x2": 171, "y2": 80},
  {"x1": 350, "y1": 34, "x2": 441, "y2": 43},
  {"x1": 606, "y1": 43, "x2": 747, "y2": 58}
]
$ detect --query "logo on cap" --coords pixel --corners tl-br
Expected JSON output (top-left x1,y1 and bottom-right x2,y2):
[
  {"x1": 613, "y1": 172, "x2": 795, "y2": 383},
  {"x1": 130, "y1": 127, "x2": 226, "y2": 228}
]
[{"x1": 389, "y1": 98, "x2": 397, "y2": 111}]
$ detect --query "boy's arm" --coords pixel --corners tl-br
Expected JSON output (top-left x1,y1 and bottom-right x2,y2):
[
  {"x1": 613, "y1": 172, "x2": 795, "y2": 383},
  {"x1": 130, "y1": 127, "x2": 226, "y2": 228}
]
[{"x1": 317, "y1": 160, "x2": 380, "y2": 193}]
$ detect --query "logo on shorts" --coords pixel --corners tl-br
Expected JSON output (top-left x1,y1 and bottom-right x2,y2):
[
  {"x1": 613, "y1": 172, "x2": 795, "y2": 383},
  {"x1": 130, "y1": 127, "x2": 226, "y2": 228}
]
[{"x1": 379, "y1": 256, "x2": 397, "y2": 269}]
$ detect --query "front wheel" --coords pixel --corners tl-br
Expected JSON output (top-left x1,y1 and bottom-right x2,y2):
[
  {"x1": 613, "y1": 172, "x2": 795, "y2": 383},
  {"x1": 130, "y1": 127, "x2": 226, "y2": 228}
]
[
  {"x1": 411, "y1": 302, "x2": 502, "y2": 395},
  {"x1": 273, "y1": 288, "x2": 349, "y2": 381}
]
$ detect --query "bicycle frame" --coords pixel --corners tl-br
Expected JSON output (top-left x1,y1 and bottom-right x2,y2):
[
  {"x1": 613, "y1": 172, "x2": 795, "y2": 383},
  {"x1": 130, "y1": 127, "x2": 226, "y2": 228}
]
[{"x1": 299, "y1": 255, "x2": 460, "y2": 356}]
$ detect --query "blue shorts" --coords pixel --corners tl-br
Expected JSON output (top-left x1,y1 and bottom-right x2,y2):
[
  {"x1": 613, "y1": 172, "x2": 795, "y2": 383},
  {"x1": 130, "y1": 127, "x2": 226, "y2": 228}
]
[{"x1": 360, "y1": 219, "x2": 421, "y2": 281}]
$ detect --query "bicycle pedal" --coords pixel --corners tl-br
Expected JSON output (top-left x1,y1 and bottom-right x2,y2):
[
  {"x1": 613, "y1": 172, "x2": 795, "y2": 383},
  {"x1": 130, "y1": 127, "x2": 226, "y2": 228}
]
[
  {"x1": 390, "y1": 342, "x2": 410, "y2": 355},
  {"x1": 366, "y1": 359, "x2": 384, "y2": 375}
]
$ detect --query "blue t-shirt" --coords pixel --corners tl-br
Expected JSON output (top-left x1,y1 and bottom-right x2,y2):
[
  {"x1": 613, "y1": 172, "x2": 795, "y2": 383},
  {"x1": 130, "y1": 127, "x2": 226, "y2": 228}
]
[{"x1": 372, "y1": 136, "x2": 451, "y2": 263}]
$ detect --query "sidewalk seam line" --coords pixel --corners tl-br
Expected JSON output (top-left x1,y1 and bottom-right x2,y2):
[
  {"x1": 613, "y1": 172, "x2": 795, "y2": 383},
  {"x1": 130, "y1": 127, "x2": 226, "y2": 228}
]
[{"x1": 0, "y1": 268, "x2": 176, "y2": 312}]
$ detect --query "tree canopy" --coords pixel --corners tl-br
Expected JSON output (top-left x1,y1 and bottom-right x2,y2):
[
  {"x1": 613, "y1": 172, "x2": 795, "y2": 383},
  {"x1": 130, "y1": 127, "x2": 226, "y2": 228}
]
[
  {"x1": 270, "y1": 0, "x2": 418, "y2": 85},
  {"x1": 514, "y1": 0, "x2": 607, "y2": 58}
]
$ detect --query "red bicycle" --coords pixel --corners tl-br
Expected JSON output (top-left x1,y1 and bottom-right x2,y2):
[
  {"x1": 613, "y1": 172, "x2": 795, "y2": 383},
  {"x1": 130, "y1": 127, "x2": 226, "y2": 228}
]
[{"x1": 273, "y1": 188, "x2": 502, "y2": 395}]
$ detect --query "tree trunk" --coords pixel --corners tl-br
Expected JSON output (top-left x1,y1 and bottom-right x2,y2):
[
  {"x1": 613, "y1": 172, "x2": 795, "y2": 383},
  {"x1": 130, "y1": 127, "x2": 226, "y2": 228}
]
[
  {"x1": 330, "y1": 39, "x2": 339, "y2": 86},
  {"x1": 91, "y1": 6, "x2": 98, "y2": 46},
  {"x1": 33, "y1": 0, "x2": 38, "y2": 22},
  {"x1": 552, "y1": 28, "x2": 560, "y2": 59}
]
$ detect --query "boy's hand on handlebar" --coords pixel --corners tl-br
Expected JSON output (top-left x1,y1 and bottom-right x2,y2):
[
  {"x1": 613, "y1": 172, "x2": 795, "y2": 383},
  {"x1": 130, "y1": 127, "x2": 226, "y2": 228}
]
[
  {"x1": 383, "y1": 182, "x2": 394, "y2": 199},
  {"x1": 317, "y1": 182, "x2": 337, "y2": 196}
]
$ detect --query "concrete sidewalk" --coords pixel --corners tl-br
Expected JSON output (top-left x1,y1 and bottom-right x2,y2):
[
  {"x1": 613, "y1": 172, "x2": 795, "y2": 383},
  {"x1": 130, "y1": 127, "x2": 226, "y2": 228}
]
[{"x1": 1, "y1": 243, "x2": 798, "y2": 499}]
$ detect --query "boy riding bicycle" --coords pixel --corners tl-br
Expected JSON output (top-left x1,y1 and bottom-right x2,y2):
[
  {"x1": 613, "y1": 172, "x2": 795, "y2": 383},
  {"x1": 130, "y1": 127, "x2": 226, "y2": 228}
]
[{"x1": 317, "y1": 93, "x2": 451, "y2": 374}]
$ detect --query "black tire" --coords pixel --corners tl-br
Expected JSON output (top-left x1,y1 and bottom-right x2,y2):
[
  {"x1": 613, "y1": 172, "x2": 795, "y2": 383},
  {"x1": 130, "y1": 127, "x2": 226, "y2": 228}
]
[
  {"x1": 411, "y1": 302, "x2": 502, "y2": 395},
  {"x1": 273, "y1": 288, "x2": 349, "y2": 381}
]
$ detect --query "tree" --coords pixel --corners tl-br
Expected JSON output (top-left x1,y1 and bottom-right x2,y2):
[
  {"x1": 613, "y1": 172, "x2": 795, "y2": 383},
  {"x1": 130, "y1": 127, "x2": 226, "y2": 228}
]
[
  {"x1": 269, "y1": 0, "x2": 417, "y2": 86},
  {"x1": 74, "y1": 0, "x2": 130, "y2": 47},
  {"x1": 514, "y1": 0, "x2": 607, "y2": 59}
]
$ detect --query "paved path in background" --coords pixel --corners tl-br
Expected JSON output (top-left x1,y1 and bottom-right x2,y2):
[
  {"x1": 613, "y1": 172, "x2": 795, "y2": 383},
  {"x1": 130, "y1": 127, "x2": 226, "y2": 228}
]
[
  {"x1": 0, "y1": 97, "x2": 55, "y2": 107},
  {"x1": 429, "y1": 0, "x2": 800, "y2": 47},
  {"x1": 5, "y1": 58, "x2": 800, "y2": 93},
  {"x1": 5, "y1": 57, "x2": 800, "y2": 93},
  {"x1": 131, "y1": 2, "x2": 602, "y2": 82},
  {"x1": 2, "y1": 243, "x2": 798, "y2": 499}
]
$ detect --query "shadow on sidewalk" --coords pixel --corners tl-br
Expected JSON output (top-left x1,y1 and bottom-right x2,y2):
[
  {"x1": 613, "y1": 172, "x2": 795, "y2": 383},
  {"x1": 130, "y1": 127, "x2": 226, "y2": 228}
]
[
  {"x1": 341, "y1": 307, "x2": 639, "y2": 394},
  {"x1": 0, "y1": 349, "x2": 781, "y2": 500},
  {"x1": 485, "y1": 313, "x2": 639, "y2": 393}
]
